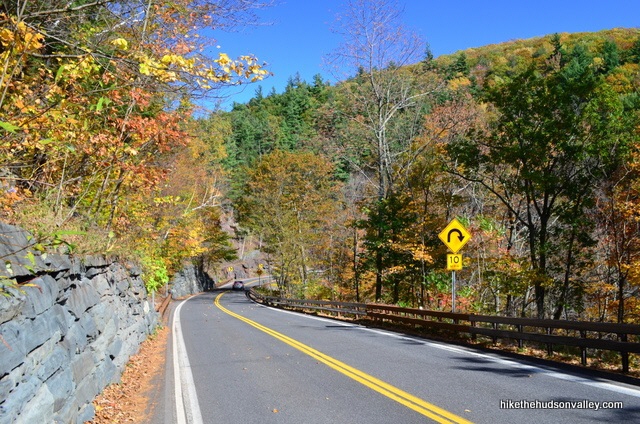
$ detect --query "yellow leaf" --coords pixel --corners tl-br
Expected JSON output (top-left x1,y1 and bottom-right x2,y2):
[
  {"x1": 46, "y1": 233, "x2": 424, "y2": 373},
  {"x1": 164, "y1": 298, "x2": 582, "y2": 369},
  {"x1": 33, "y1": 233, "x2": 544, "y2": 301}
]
[
  {"x1": 111, "y1": 38, "x2": 129, "y2": 51},
  {"x1": 215, "y1": 53, "x2": 231, "y2": 66},
  {"x1": 0, "y1": 28, "x2": 14, "y2": 46},
  {"x1": 139, "y1": 63, "x2": 151, "y2": 75}
]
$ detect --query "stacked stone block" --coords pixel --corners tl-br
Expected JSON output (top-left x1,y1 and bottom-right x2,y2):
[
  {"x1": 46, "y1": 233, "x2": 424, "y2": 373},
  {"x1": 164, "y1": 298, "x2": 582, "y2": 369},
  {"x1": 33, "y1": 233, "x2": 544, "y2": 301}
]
[{"x1": 0, "y1": 223, "x2": 158, "y2": 424}]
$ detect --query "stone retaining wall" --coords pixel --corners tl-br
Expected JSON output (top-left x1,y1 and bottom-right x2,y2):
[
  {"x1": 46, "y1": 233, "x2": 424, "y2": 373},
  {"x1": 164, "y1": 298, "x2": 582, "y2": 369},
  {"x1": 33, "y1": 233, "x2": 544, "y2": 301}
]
[
  {"x1": 0, "y1": 223, "x2": 158, "y2": 424},
  {"x1": 170, "y1": 261, "x2": 215, "y2": 298}
]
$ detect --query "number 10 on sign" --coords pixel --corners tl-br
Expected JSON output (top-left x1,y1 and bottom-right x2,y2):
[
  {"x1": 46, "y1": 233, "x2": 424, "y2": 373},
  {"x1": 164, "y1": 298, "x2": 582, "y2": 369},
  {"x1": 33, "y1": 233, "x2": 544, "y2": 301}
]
[{"x1": 447, "y1": 254, "x2": 463, "y2": 271}]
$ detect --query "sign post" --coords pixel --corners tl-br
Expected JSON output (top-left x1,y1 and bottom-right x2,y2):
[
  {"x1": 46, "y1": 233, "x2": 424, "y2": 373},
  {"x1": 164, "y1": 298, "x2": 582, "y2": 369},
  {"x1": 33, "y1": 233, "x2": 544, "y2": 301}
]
[
  {"x1": 438, "y1": 218, "x2": 471, "y2": 312},
  {"x1": 257, "y1": 264, "x2": 264, "y2": 285},
  {"x1": 452, "y1": 270, "x2": 456, "y2": 313}
]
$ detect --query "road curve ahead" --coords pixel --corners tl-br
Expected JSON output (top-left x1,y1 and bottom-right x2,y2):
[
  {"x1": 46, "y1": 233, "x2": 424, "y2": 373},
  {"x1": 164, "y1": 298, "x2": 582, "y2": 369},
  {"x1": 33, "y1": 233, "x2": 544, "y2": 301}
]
[{"x1": 170, "y1": 290, "x2": 640, "y2": 424}]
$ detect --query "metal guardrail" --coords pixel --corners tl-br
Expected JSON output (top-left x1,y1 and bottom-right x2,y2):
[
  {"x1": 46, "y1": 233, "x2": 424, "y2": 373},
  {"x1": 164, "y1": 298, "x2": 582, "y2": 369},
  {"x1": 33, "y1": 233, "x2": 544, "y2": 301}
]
[
  {"x1": 247, "y1": 289, "x2": 367, "y2": 318},
  {"x1": 367, "y1": 304, "x2": 640, "y2": 373},
  {"x1": 157, "y1": 294, "x2": 172, "y2": 318},
  {"x1": 248, "y1": 289, "x2": 640, "y2": 373}
]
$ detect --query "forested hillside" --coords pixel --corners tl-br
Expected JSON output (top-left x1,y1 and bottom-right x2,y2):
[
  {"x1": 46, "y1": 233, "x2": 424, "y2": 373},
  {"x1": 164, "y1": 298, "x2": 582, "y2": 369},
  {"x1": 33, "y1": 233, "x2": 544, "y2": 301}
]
[
  {"x1": 2, "y1": 0, "x2": 639, "y2": 324},
  {"x1": 207, "y1": 27, "x2": 640, "y2": 323}
]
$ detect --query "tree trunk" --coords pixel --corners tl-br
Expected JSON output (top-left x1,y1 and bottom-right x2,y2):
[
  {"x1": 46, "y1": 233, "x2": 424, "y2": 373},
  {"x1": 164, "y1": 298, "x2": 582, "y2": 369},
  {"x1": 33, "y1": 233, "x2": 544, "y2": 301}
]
[
  {"x1": 617, "y1": 273, "x2": 626, "y2": 323},
  {"x1": 353, "y1": 227, "x2": 360, "y2": 303},
  {"x1": 553, "y1": 227, "x2": 576, "y2": 320},
  {"x1": 375, "y1": 247, "x2": 383, "y2": 302}
]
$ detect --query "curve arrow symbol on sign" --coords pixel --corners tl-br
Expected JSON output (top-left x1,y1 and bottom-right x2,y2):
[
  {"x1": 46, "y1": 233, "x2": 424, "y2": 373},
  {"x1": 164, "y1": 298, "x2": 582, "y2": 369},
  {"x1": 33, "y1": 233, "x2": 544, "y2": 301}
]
[{"x1": 447, "y1": 229, "x2": 465, "y2": 243}]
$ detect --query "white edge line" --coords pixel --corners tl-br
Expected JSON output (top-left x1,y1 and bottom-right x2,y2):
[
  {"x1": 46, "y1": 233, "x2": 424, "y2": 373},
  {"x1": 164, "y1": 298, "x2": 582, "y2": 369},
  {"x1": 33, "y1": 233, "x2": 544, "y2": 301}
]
[
  {"x1": 172, "y1": 300, "x2": 187, "y2": 424},
  {"x1": 173, "y1": 296, "x2": 204, "y2": 424}
]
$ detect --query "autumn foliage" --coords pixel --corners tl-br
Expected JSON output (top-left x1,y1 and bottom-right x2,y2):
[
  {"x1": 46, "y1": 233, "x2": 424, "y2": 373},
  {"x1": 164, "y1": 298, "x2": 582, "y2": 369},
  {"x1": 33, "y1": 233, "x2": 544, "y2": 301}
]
[{"x1": 0, "y1": 0, "x2": 268, "y2": 291}]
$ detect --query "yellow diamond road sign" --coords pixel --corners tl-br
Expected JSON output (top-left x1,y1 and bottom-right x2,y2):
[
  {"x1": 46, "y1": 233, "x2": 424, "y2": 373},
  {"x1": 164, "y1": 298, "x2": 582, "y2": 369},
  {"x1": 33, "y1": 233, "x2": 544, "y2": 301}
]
[{"x1": 438, "y1": 218, "x2": 471, "y2": 253}]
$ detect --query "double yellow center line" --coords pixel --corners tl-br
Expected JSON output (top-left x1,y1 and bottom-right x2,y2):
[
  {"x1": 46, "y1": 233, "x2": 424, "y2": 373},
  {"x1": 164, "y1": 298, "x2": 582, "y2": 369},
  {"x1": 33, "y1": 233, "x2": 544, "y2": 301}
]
[{"x1": 215, "y1": 292, "x2": 473, "y2": 424}]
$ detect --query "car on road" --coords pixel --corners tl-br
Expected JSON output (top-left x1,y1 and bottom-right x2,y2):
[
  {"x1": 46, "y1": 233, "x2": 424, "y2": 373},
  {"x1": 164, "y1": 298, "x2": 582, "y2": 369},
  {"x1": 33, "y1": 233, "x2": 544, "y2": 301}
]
[{"x1": 232, "y1": 281, "x2": 245, "y2": 290}]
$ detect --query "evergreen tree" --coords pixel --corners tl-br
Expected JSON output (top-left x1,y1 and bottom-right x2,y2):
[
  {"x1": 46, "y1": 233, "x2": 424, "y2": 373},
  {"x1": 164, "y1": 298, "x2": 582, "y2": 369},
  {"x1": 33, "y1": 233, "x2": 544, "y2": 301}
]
[
  {"x1": 601, "y1": 40, "x2": 620, "y2": 74},
  {"x1": 447, "y1": 52, "x2": 470, "y2": 79}
]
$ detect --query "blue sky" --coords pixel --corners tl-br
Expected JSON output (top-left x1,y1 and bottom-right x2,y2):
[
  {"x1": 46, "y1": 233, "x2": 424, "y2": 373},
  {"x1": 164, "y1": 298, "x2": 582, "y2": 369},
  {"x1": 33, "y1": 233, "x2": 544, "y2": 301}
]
[{"x1": 209, "y1": 0, "x2": 640, "y2": 109}]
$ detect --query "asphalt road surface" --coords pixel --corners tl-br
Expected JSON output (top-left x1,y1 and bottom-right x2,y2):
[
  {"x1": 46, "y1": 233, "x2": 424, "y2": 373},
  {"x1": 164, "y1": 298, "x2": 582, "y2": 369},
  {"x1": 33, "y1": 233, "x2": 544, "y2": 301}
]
[{"x1": 158, "y1": 289, "x2": 640, "y2": 423}]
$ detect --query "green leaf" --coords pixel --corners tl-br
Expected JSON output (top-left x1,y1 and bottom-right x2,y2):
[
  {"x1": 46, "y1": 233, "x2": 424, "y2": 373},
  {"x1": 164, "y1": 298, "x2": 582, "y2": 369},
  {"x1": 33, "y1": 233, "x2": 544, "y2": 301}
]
[
  {"x1": 0, "y1": 121, "x2": 20, "y2": 133},
  {"x1": 95, "y1": 97, "x2": 111, "y2": 111},
  {"x1": 55, "y1": 65, "x2": 65, "y2": 82}
]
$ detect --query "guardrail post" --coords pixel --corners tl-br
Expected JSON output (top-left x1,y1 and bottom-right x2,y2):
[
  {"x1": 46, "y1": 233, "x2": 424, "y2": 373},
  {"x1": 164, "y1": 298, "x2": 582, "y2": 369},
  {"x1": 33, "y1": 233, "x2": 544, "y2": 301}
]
[
  {"x1": 517, "y1": 324, "x2": 523, "y2": 349},
  {"x1": 620, "y1": 333, "x2": 629, "y2": 373},
  {"x1": 546, "y1": 327, "x2": 553, "y2": 356},
  {"x1": 580, "y1": 330, "x2": 587, "y2": 366},
  {"x1": 492, "y1": 322, "x2": 498, "y2": 344}
]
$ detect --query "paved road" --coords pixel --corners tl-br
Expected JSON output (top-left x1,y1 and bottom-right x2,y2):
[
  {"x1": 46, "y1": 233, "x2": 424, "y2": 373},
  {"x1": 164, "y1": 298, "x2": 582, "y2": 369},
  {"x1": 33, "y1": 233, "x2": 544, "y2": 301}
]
[{"x1": 161, "y1": 290, "x2": 640, "y2": 423}]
